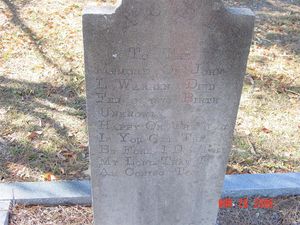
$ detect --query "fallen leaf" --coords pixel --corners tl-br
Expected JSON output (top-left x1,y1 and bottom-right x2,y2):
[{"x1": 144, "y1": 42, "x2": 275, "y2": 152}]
[
  {"x1": 79, "y1": 144, "x2": 88, "y2": 149},
  {"x1": 226, "y1": 165, "x2": 240, "y2": 175},
  {"x1": 27, "y1": 131, "x2": 38, "y2": 140},
  {"x1": 262, "y1": 127, "x2": 272, "y2": 134},
  {"x1": 57, "y1": 150, "x2": 77, "y2": 161},
  {"x1": 63, "y1": 151, "x2": 77, "y2": 159},
  {"x1": 27, "y1": 131, "x2": 43, "y2": 140},
  {"x1": 43, "y1": 172, "x2": 57, "y2": 181}
]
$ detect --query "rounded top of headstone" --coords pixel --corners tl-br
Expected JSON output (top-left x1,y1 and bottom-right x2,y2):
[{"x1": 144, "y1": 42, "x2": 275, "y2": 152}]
[
  {"x1": 121, "y1": 0, "x2": 225, "y2": 11},
  {"x1": 84, "y1": 0, "x2": 225, "y2": 15}
]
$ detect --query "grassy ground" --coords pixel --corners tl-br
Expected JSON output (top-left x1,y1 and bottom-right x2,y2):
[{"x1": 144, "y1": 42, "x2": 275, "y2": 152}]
[
  {"x1": 10, "y1": 204, "x2": 93, "y2": 225},
  {"x1": 9, "y1": 196, "x2": 300, "y2": 224},
  {"x1": 0, "y1": 0, "x2": 299, "y2": 182},
  {"x1": 228, "y1": 0, "x2": 300, "y2": 174}
]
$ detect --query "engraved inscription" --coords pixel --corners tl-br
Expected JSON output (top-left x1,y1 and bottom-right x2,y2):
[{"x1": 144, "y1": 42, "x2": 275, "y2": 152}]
[{"x1": 91, "y1": 41, "x2": 229, "y2": 176}]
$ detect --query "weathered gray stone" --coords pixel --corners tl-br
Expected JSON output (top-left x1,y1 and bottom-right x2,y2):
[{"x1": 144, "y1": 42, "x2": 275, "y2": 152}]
[
  {"x1": 0, "y1": 181, "x2": 90, "y2": 206},
  {"x1": 0, "y1": 201, "x2": 10, "y2": 225},
  {"x1": 83, "y1": 0, "x2": 254, "y2": 224}
]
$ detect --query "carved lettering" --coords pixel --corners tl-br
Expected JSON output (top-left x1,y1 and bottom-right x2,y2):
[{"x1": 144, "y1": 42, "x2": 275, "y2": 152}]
[{"x1": 183, "y1": 93, "x2": 219, "y2": 104}]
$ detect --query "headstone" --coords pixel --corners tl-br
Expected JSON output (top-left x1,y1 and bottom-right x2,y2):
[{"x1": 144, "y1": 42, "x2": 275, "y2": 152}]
[{"x1": 83, "y1": 1, "x2": 254, "y2": 224}]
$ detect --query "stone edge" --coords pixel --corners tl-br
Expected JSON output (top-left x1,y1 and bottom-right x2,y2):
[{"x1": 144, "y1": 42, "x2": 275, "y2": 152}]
[
  {"x1": 0, "y1": 173, "x2": 299, "y2": 205},
  {"x1": 83, "y1": 0, "x2": 122, "y2": 15},
  {"x1": 222, "y1": 172, "x2": 300, "y2": 198},
  {"x1": 0, "y1": 201, "x2": 11, "y2": 225}
]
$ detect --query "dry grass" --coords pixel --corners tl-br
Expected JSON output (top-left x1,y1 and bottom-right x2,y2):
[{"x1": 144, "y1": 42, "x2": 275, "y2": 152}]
[
  {"x1": 228, "y1": 0, "x2": 300, "y2": 174},
  {"x1": 0, "y1": 0, "x2": 299, "y2": 182},
  {"x1": 0, "y1": 0, "x2": 88, "y2": 181},
  {"x1": 9, "y1": 196, "x2": 300, "y2": 224},
  {"x1": 10, "y1": 205, "x2": 93, "y2": 225}
]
